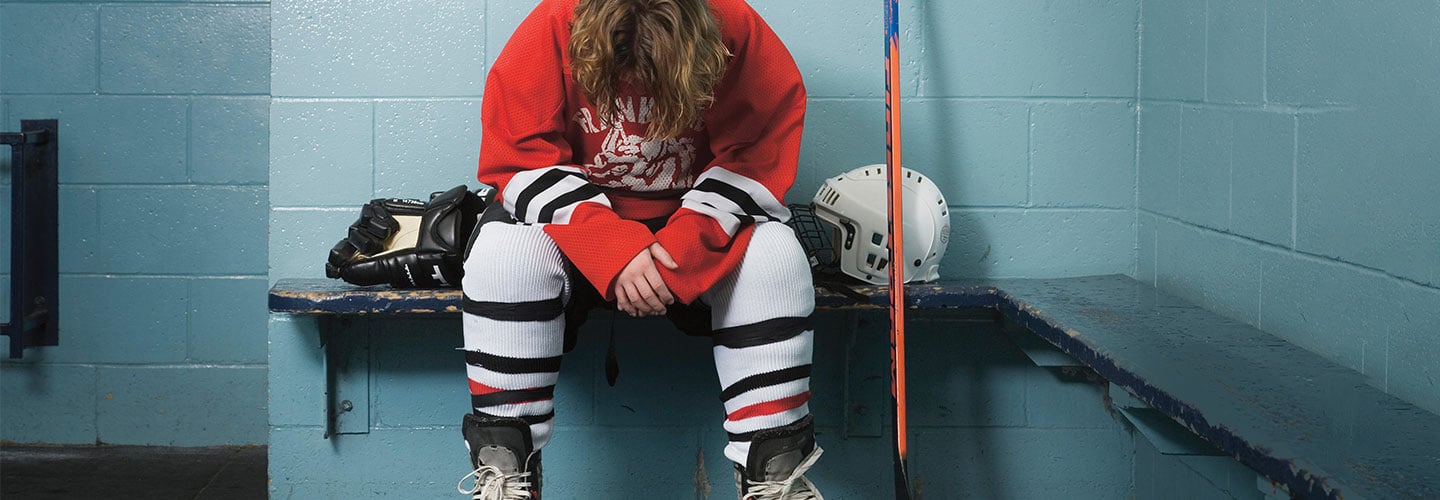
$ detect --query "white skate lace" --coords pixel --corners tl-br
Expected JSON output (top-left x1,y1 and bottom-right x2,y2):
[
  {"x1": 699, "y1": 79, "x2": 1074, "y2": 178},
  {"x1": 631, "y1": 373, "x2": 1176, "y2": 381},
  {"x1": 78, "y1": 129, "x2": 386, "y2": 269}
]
[
  {"x1": 742, "y1": 446, "x2": 824, "y2": 500},
  {"x1": 456, "y1": 465, "x2": 533, "y2": 500}
]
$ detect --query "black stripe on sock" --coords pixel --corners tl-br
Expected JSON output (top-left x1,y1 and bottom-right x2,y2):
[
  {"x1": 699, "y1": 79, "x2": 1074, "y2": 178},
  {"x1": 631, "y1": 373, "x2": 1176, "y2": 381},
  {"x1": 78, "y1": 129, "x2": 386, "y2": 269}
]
[
  {"x1": 465, "y1": 351, "x2": 563, "y2": 374},
  {"x1": 711, "y1": 316, "x2": 812, "y2": 349},
  {"x1": 514, "y1": 169, "x2": 585, "y2": 222},
  {"x1": 474, "y1": 410, "x2": 556, "y2": 426},
  {"x1": 463, "y1": 296, "x2": 564, "y2": 322},
  {"x1": 727, "y1": 429, "x2": 758, "y2": 443},
  {"x1": 693, "y1": 178, "x2": 774, "y2": 221},
  {"x1": 537, "y1": 184, "x2": 603, "y2": 223},
  {"x1": 726, "y1": 415, "x2": 808, "y2": 443},
  {"x1": 719, "y1": 365, "x2": 812, "y2": 403},
  {"x1": 471, "y1": 386, "x2": 556, "y2": 408}
]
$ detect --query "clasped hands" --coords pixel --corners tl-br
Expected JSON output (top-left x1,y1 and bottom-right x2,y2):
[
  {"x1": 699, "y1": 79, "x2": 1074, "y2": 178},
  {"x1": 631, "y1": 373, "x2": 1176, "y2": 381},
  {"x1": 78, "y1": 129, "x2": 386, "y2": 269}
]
[{"x1": 614, "y1": 243, "x2": 678, "y2": 317}]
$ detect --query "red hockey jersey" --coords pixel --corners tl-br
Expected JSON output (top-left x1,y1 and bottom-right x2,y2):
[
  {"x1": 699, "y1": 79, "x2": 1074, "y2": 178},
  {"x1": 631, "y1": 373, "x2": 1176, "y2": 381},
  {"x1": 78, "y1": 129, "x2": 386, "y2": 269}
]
[{"x1": 478, "y1": 0, "x2": 806, "y2": 304}]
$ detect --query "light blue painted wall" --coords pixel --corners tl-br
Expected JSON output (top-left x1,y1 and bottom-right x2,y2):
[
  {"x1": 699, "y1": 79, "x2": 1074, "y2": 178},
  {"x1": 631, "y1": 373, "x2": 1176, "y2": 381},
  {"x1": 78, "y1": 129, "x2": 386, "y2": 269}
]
[
  {"x1": 0, "y1": 0, "x2": 270, "y2": 445},
  {"x1": 267, "y1": 0, "x2": 1142, "y2": 497},
  {"x1": 1136, "y1": 0, "x2": 1440, "y2": 415},
  {"x1": 2, "y1": 0, "x2": 1429, "y2": 496},
  {"x1": 12, "y1": 0, "x2": 1428, "y2": 495}
]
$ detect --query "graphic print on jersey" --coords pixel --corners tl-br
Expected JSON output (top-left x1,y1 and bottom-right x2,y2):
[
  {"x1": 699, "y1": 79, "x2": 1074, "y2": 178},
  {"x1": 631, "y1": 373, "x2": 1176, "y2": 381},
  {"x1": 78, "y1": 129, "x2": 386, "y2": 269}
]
[{"x1": 573, "y1": 96, "x2": 701, "y2": 192}]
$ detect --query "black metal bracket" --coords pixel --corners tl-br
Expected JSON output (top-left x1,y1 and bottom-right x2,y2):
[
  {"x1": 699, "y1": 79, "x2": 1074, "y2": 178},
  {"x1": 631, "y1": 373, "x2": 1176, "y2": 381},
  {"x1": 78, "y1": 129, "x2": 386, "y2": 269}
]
[
  {"x1": 1, "y1": 119, "x2": 60, "y2": 359},
  {"x1": 318, "y1": 316, "x2": 370, "y2": 439}
]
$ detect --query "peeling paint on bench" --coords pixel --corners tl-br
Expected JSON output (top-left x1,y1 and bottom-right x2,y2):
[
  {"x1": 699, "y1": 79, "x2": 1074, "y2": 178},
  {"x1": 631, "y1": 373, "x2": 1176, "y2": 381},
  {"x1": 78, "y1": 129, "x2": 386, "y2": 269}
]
[{"x1": 268, "y1": 279, "x2": 1005, "y2": 313}]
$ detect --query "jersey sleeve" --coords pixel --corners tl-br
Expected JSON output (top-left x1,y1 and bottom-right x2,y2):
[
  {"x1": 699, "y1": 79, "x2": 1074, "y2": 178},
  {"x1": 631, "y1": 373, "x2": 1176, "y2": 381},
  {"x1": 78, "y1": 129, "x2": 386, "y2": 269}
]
[
  {"x1": 654, "y1": 6, "x2": 807, "y2": 303},
  {"x1": 478, "y1": 2, "x2": 656, "y2": 300}
]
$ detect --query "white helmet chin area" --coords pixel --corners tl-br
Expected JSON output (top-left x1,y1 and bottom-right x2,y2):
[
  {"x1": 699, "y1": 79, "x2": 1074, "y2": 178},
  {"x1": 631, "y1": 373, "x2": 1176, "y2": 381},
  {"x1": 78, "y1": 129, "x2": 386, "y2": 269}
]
[{"x1": 810, "y1": 164, "x2": 950, "y2": 285}]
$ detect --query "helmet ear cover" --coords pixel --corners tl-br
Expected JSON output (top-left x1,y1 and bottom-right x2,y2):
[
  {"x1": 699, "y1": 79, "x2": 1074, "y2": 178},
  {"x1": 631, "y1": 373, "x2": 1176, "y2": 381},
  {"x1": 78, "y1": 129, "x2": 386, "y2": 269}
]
[{"x1": 808, "y1": 165, "x2": 950, "y2": 285}]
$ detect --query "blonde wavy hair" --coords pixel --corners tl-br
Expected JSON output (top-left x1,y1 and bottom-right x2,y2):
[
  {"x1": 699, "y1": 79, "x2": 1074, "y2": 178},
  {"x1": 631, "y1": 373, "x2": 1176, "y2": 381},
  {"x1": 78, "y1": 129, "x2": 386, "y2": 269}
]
[{"x1": 569, "y1": 0, "x2": 730, "y2": 141}]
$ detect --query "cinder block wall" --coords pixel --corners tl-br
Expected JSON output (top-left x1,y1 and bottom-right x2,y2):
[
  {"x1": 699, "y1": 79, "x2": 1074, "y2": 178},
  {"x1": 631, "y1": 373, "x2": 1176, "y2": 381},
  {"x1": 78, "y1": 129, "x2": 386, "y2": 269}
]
[
  {"x1": 0, "y1": 0, "x2": 271, "y2": 445},
  {"x1": 6, "y1": 0, "x2": 1431, "y2": 496},
  {"x1": 266, "y1": 0, "x2": 1142, "y2": 497},
  {"x1": 1136, "y1": 0, "x2": 1440, "y2": 415}
]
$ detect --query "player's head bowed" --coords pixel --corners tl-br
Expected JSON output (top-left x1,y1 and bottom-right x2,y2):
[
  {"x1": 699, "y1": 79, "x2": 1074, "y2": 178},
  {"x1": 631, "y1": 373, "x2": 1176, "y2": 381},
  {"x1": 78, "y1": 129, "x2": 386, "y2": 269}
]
[{"x1": 569, "y1": 0, "x2": 730, "y2": 141}]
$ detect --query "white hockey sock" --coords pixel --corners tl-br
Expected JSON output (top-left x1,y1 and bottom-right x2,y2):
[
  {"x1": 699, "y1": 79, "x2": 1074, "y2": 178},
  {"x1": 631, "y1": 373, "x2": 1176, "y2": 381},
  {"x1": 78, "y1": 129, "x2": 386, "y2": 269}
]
[
  {"x1": 703, "y1": 222, "x2": 818, "y2": 465},
  {"x1": 461, "y1": 222, "x2": 571, "y2": 449}
]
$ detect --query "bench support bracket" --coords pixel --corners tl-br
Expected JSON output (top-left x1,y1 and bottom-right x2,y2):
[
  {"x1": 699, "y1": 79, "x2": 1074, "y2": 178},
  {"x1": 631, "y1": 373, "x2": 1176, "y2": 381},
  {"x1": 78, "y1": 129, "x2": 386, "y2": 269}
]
[
  {"x1": 843, "y1": 311, "x2": 885, "y2": 438},
  {"x1": 320, "y1": 316, "x2": 372, "y2": 438}
]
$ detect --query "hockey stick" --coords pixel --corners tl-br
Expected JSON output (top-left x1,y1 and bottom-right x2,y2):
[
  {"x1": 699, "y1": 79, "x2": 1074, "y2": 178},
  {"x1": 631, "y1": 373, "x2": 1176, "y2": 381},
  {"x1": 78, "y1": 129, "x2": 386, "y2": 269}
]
[{"x1": 883, "y1": 0, "x2": 913, "y2": 498}]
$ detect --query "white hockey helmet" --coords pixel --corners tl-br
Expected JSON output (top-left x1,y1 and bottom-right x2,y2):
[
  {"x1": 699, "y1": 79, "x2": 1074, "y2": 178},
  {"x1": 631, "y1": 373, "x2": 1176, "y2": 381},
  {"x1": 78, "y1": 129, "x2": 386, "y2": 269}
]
[{"x1": 811, "y1": 164, "x2": 950, "y2": 285}]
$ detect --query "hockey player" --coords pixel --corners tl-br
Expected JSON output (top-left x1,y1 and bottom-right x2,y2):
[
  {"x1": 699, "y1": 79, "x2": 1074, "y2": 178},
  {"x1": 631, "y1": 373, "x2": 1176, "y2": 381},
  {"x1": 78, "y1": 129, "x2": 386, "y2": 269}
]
[{"x1": 457, "y1": 0, "x2": 821, "y2": 499}]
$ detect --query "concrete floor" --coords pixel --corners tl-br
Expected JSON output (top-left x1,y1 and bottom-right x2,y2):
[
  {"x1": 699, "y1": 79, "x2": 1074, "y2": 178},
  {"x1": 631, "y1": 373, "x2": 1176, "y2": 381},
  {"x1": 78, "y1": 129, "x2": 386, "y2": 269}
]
[{"x1": 0, "y1": 445, "x2": 266, "y2": 499}]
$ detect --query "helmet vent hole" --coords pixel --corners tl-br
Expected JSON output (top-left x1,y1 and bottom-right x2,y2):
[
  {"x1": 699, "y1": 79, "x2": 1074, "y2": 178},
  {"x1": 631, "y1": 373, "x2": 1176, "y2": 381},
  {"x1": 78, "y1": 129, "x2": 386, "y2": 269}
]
[
  {"x1": 871, "y1": 232, "x2": 884, "y2": 245},
  {"x1": 866, "y1": 253, "x2": 878, "y2": 266},
  {"x1": 877, "y1": 258, "x2": 889, "y2": 270}
]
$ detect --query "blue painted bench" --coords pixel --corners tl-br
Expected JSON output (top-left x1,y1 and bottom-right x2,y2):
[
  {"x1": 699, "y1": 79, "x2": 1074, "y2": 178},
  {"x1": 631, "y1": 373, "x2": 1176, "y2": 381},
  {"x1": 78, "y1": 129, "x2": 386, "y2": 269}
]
[{"x1": 269, "y1": 274, "x2": 1440, "y2": 499}]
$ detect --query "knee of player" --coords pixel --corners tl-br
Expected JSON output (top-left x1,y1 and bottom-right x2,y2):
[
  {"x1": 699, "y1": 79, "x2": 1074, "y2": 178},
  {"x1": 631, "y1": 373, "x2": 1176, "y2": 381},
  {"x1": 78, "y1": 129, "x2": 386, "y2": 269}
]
[
  {"x1": 745, "y1": 223, "x2": 814, "y2": 289},
  {"x1": 463, "y1": 224, "x2": 568, "y2": 290}
]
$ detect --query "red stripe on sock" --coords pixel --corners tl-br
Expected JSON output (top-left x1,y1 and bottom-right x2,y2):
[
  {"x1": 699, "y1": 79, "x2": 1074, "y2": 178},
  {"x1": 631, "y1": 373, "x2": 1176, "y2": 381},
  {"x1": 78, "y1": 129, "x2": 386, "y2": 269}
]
[
  {"x1": 470, "y1": 381, "x2": 552, "y2": 406},
  {"x1": 726, "y1": 392, "x2": 811, "y2": 422},
  {"x1": 469, "y1": 379, "x2": 502, "y2": 395}
]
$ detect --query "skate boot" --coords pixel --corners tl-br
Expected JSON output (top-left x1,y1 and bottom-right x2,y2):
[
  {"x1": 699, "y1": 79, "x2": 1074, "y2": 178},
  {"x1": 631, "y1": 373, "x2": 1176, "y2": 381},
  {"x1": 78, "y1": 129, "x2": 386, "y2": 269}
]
[
  {"x1": 457, "y1": 414, "x2": 542, "y2": 500},
  {"x1": 735, "y1": 415, "x2": 824, "y2": 500}
]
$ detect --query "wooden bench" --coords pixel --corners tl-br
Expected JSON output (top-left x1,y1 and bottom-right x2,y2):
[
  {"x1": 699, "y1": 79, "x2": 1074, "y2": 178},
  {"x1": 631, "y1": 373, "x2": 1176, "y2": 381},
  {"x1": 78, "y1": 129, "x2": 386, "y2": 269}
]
[{"x1": 269, "y1": 274, "x2": 1440, "y2": 499}]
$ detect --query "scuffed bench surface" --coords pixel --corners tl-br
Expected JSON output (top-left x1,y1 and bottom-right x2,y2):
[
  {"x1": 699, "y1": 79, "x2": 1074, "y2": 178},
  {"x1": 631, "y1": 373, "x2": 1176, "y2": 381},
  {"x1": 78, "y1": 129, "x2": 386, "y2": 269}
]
[
  {"x1": 268, "y1": 279, "x2": 467, "y2": 314},
  {"x1": 267, "y1": 278, "x2": 1003, "y2": 313},
  {"x1": 269, "y1": 275, "x2": 1440, "y2": 498},
  {"x1": 988, "y1": 276, "x2": 1440, "y2": 500}
]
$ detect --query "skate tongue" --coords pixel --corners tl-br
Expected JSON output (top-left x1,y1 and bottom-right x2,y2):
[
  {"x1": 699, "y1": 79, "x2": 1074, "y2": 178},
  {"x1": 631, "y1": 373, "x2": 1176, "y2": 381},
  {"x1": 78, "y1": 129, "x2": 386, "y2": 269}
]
[
  {"x1": 463, "y1": 414, "x2": 533, "y2": 474},
  {"x1": 760, "y1": 449, "x2": 805, "y2": 481},
  {"x1": 745, "y1": 416, "x2": 815, "y2": 482},
  {"x1": 476, "y1": 445, "x2": 521, "y2": 473}
]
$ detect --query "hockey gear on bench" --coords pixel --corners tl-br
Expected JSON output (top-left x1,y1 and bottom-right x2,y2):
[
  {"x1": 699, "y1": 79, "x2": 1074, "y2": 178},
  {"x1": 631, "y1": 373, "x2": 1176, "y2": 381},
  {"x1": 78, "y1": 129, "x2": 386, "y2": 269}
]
[
  {"x1": 327, "y1": 184, "x2": 492, "y2": 288},
  {"x1": 810, "y1": 164, "x2": 949, "y2": 285}
]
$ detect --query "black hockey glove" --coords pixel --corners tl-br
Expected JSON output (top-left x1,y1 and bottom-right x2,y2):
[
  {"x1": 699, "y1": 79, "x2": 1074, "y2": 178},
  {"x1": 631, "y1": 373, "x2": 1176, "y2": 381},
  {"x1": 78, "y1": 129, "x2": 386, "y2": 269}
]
[{"x1": 326, "y1": 184, "x2": 493, "y2": 288}]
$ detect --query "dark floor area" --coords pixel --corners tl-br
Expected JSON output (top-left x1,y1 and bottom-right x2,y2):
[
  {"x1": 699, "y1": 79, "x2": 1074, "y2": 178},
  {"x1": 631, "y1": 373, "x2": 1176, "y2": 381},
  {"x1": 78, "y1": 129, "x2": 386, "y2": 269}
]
[{"x1": 1, "y1": 445, "x2": 266, "y2": 499}]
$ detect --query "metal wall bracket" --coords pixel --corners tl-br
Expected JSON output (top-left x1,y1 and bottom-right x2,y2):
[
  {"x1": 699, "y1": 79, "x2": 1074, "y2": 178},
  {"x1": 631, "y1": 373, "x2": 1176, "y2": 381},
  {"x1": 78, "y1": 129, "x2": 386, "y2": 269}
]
[
  {"x1": 1005, "y1": 322, "x2": 1085, "y2": 368},
  {"x1": 319, "y1": 316, "x2": 372, "y2": 438},
  {"x1": 843, "y1": 311, "x2": 885, "y2": 438},
  {"x1": 1, "y1": 119, "x2": 60, "y2": 359},
  {"x1": 1111, "y1": 382, "x2": 1224, "y2": 456}
]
